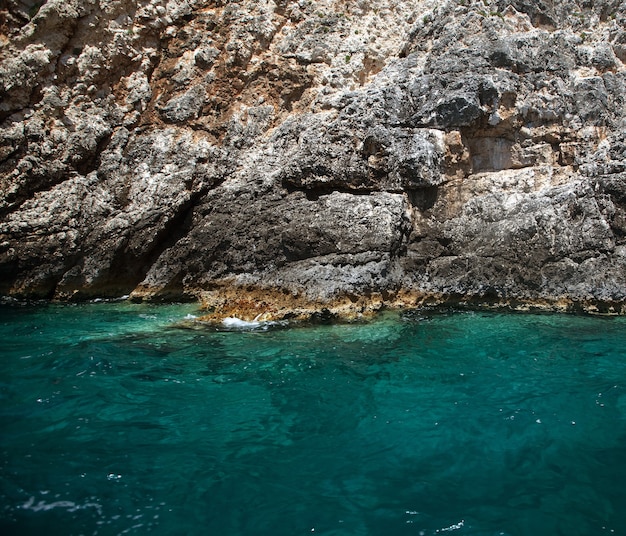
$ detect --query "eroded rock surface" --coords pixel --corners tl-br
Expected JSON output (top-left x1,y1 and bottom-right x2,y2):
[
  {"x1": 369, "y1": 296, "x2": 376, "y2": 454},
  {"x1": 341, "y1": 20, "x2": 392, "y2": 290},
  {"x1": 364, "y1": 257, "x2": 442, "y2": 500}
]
[{"x1": 1, "y1": 0, "x2": 626, "y2": 317}]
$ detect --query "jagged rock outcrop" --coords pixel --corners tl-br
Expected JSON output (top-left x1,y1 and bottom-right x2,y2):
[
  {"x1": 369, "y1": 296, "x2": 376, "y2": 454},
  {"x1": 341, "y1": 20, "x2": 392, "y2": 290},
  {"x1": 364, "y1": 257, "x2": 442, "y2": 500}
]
[{"x1": 1, "y1": 0, "x2": 626, "y2": 318}]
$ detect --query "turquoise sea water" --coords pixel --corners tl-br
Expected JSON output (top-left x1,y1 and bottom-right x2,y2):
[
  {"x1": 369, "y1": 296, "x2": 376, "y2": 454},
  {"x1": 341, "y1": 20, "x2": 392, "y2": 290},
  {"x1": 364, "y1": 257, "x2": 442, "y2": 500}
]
[{"x1": 1, "y1": 302, "x2": 626, "y2": 535}]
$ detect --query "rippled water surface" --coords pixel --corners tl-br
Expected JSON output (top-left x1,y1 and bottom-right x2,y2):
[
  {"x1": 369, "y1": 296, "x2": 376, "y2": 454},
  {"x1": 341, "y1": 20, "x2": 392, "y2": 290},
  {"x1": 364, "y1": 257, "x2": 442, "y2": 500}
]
[{"x1": 2, "y1": 302, "x2": 626, "y2": 535}]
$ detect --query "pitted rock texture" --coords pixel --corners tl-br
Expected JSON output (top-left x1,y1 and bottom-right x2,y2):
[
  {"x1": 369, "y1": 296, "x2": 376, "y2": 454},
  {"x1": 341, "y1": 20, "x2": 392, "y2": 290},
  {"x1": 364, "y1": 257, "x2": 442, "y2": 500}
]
[{"x1": 1, "y1": 0, "x2": 626, "y2": 317}]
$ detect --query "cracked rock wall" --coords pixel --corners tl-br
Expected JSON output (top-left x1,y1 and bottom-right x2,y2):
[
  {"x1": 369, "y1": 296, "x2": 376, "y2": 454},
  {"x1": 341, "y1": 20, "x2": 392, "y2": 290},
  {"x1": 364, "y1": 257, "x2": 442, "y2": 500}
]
[{"x1": 1, "y1": 0, "x2": 626, "y2": 315}]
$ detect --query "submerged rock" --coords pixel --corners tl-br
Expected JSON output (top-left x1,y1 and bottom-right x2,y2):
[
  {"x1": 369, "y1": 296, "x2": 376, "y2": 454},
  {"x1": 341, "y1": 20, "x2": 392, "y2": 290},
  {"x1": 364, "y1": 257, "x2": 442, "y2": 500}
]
[{"x1": 1, "y1": 0, "x2": 626, "y2": 317}]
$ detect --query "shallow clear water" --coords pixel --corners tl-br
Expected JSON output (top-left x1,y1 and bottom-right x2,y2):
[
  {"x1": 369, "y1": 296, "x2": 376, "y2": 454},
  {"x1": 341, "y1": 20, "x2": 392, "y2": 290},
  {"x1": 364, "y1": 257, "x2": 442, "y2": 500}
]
[{"x1": 1, "y1": 302, "x2": 626, "y2": 535}]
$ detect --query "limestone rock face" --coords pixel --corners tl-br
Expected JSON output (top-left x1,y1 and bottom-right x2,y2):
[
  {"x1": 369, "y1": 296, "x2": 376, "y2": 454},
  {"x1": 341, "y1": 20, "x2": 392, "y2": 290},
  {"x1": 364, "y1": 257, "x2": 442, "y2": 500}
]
[{"x1": 1, "y1": 0, "x2": 626, "y2": 316}]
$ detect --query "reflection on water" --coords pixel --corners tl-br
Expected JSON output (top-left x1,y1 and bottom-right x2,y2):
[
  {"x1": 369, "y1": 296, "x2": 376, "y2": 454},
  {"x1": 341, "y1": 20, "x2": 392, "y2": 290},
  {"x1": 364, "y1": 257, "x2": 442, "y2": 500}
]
[{"x1": 1, "y1": 303, "x2": 626, "y2": 535}]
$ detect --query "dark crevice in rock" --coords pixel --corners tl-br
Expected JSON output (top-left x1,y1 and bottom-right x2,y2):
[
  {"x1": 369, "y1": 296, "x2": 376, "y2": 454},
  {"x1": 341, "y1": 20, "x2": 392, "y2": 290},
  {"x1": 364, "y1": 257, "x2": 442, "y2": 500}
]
[
  {"x1": 282, "y1": 181, "x2": 380, "y2": 200},
  {"x1": 407, "y1": 186, "x2": 439, "y2": 212},
  {"x1": 3, "y1": 257, "x2": 72, "y2": 300},
  {"x1": 0, "y1": 259, "x2": 20, "y2": 296},
  {"x1": 72, "y1": 131, "x2": 112, "y2": 176},
  {"x1": 113, "y1": 196, "x2": 200, "y2": 291},
  {"x1": 62, "y1": 193, "x2": 201, "y2": 300}
]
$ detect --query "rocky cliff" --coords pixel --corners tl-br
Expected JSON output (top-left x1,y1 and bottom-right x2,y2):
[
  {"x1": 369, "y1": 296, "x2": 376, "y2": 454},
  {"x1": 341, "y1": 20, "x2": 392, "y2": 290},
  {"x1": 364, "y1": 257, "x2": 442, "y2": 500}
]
[{"x1": 1, "y1": 0, "x2": 626, "y2": 318}]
